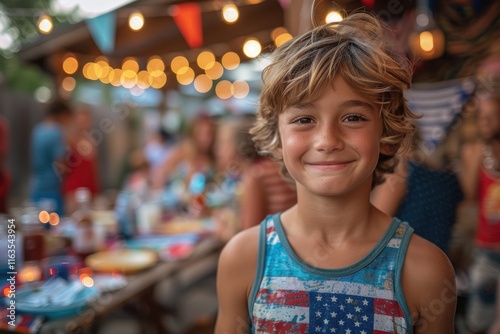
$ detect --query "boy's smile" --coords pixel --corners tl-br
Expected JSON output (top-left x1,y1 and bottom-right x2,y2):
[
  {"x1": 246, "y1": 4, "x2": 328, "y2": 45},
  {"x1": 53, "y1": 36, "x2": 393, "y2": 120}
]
[{"x1": 278, "y1": 76, "x2": 384, "y2": 197}]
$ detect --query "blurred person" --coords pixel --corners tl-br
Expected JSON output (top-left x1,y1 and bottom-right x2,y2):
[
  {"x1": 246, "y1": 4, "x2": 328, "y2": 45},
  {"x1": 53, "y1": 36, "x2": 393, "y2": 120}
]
[
  {"x1": 460, "y1": 94, "x2": 500, "y2": 334},
  {"x1": 30, "y1": 99, "x2": 73, "y2": 216},
  {"x1": 490, "y1": 277, "x2": 500, "y2": 334},
  {"x1": 210, "y1": 115, "x2": 297, "y2": 233},
  {"x1": 239, "y1": 152, "x2": 297, "y2": 231},
  {"x1": 144, "y1": 127, "x2": 176, "y2": 173},
  {"x1": 62, "y1": 106, "x2": 100, "y2": 215},
  {"x1": 212, "y1": 117, "x2": 254, "y2": 241},
  {"x1": 154, "y1": 113, "x2": 216, "y2": 189},
  {"x1": 0, "y1": 115, "x2": 10, "y2": 213},
  {"x1": 371, "y1": 129, "x2": 463, "y2": 254}
]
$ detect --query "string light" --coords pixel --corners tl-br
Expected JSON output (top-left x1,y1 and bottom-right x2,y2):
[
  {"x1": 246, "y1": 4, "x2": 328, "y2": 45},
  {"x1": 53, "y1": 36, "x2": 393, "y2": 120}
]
[
  {"x1": 171, "y1": 56, "x2": 189, "y2": 74},
  {"x1": 409, "y1": 0, "x2": 445, "y2": 60},
  {"x1": 56, "y1": 28, "x2": 281, "y2": 95},
  {"x1": 176, "y1": 67, "x2": 194, "y2": 85},
  {"x1": 325, "y1": 11, "x2": 343, "y2": 23},
  {"x1": 194, "y1": 74, "x2": 213, "y2": 93},
  {"x1": 222, "y1": 4, "x2": 239, "y2": 24},
  {"x1": 215, "y1": 80, "x2": 232, "y2": 99},
  {"x1": 243, "y1": 38, "x2": 261, "y2": 58},
  {"x1": 62, "y1": 77, "x2": 76, "y2": 91},
  {"x1": 232, "y1": 80, "x2": 249, "y2": 98},
  {"x1": 205, "y1": 61, "x2": 224, "y2": 79},
  {"x1": 128, "y1": 11, "x2": 145, "y2": 31},
  {"x1": 271, "y1": 27, "x2": 292, "y2": 47},
  {"x1": 197, "y1": 51, "x2": 215, "y2": 70},
  {"x1": 37, "y1": 14, "x2": 53, "y2": 34},
  {"x1": 62, "y1": 54, "x2": 78, "y2": 75},
  {"x1": 221, "y1": 52, "x2": 240, "y2": 70}
]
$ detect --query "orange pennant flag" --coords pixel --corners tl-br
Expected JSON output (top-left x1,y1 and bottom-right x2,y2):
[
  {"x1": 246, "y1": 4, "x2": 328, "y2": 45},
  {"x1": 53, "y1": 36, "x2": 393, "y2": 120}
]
[{"x1": 171, "y1": 3, "x2": 203, "y2": 49}]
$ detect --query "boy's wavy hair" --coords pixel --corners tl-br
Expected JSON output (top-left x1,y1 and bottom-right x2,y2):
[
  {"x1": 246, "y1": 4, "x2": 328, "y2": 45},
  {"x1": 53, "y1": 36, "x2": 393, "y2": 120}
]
[{"x1": 251, "y1": 12, "x2": 417, "y2": 186}]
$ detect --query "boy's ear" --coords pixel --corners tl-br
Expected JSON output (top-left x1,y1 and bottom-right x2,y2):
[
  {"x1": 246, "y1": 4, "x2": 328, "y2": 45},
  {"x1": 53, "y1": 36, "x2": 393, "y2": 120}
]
[{"x1": 380, "y1": 143, "x2": 399, "y2": 156}]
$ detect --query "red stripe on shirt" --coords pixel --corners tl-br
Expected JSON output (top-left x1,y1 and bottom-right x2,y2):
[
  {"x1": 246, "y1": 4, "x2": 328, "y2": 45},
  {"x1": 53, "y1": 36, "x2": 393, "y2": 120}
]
[
  {"x1": 374, "y1": 298, "x2": 404, "y2": 317},
  {"x1": 256, "y1": 288, "x2": 310, "y2": 307},
  {"x1": 253, "y1": 318, "x2": 309, "y2": 332}
]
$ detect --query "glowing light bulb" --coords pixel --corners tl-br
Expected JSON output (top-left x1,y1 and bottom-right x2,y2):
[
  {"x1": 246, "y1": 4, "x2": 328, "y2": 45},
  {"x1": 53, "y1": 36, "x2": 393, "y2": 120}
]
[
  {"x1": 243, "y1": 38, "x2": 261, "y2": 58},
  {"x1": 129, "y1": 12, "x2": 144, "y2": 31},
  {"x1": 222, "y1": 4, "x2": 239, "y2": 23},
  {"x1": 38, "y1": 15, "x2": 53, "y2": 34},
  {"x1": 325, "y1": 11, "x2": 343, "y2": 23},
  {"x1": 419, "y1": 31, "x2": 434, "y2": 52}
]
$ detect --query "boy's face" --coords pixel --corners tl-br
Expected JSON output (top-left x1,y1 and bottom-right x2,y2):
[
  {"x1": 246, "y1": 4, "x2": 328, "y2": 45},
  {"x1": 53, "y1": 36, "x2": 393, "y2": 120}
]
[
  {"x1": 277, "y1": 76, "x2": 384, "y2": 197},
  {"x1": 477, "y1": 98, "x2": 500, "y2": 140}
]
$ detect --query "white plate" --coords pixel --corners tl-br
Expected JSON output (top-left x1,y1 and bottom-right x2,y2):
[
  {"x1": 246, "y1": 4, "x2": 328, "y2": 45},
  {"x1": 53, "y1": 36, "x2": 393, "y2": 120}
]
[{"x1": 85, "y1": 249, "x2": 158, "y2": 274}]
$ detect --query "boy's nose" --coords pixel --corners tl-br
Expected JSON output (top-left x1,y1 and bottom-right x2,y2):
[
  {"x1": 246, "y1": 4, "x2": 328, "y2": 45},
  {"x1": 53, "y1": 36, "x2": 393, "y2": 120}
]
[{"x1": 313, "y1": 124, "x2": 344, "y2": 152}]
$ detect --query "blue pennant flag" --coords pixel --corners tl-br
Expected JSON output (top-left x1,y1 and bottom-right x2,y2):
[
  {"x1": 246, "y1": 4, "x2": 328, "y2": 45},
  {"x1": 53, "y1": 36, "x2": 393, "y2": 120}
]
[{"x1": 85, "y1": 11, "x2": 116, "y2": 54}]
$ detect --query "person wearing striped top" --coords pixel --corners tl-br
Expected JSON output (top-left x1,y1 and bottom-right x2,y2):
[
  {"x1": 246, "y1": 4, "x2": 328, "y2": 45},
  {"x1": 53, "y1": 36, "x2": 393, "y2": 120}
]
[{"x1": 216, "y1": 12, "x2": 456, "y2": 334}]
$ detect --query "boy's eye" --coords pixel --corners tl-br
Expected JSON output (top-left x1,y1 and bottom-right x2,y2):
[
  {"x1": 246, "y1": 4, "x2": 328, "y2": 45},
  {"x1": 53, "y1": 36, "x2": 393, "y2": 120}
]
[
  {"x1": 291, "y1": 116, "x2": 314, "y2": 124},
  {"x1": 343, "y1": 114, "x2": 366, "y2": 122}
]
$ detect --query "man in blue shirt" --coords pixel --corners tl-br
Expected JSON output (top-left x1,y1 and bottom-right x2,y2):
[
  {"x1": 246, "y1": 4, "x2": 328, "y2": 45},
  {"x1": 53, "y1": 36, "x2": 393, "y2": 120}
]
[{"x1": 30, "y1": 99, "x2": 73, "y2": 216}]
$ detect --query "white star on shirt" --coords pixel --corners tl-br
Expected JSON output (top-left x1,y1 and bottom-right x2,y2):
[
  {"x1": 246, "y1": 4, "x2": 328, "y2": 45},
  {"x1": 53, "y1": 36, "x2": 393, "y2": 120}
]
[
  {"x1": 339, "y1": 305, "x2": 345, "y2": 311},
  {"x1": 316, "y1": 311, "x2": 322, "y2": 317},
  {"x1": 316, "y1": 295, "x2": 323, "y2": 301},
  {"x1": 330, "y1": 329, "x2": 336, "y2": 333},
  {"x1": 338, "y1": 320, "x2": 345, "y2": 326},
  {"x1": 361, "y1": 331, "x2": 367, "y2": 334},
  {"x1": 345, "y1": 330, "x2": 351, "y2": 334},
  {"x1": 355, "y1": 306, "x2": 361, "y2": 312},
  {"x1": 346, "y1": 297, "x2": 353, "y2": 304},
  {"x1": 362, "y1": 315, "x2": 369, "y2": 321},
  {"x1": 362, "y1": 299, "x2": 369, "y2": 306},
  {"x1": 331, "y1": 296, "x2": 337, "y2": 302},
  {"x1": 324, "y1": 319, "x2": 329, "y2": 325},
  {"x1": 330, "y1": 312, "x2": 337, "y2": 318},
  {"x1": 315, "y1": 326, "x2": 321, "y2": 332},
  {"x1": 354, "y1": 321, "x2": 361, "y2": 327},
  {"x1": 346, "y1": 313, "x2": 353, "y2": 319}
]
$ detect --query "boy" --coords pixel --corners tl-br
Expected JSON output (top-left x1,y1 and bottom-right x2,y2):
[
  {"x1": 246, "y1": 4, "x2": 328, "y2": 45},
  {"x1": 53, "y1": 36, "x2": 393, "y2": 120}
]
[{"x1": 216, "y1": 12, "x2": 456, "y2": 333}]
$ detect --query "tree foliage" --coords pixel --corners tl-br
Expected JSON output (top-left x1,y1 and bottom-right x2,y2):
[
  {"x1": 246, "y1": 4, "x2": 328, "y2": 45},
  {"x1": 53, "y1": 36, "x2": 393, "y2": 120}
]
[{"x1": 0, "y1": 0, "x2": 70, "y2": 94}]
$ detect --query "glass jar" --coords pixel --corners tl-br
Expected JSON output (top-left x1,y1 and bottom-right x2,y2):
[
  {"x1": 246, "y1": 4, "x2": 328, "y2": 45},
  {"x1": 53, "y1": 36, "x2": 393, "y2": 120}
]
[{"x1": 21, "y1": 207, "x2": 46, "y2": 262}]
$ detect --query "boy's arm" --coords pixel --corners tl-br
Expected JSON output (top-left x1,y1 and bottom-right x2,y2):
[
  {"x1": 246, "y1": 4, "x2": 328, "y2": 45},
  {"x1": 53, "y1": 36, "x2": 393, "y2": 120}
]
[
  {"x1": 215, "y1": 227, "x2": 260, "y2": 334},
  {"x1": 403, "y1": 235, "x2": 456, "y2": 333}
]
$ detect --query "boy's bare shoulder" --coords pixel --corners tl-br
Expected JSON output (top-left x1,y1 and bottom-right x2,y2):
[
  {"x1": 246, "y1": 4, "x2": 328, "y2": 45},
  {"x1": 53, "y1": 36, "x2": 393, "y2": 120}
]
[
  {"x1": 219, "y1": 225, "x2": 261, "y2": 278},
  {"x1": 404, "y1": 234, "x2": 455, "y2": 287},
  {"x1": 220, "y1": 225, "x2": 261, "y2": 261},
  {"x1": 402, "y1": 233, "x2": 456, "y2": 318}
]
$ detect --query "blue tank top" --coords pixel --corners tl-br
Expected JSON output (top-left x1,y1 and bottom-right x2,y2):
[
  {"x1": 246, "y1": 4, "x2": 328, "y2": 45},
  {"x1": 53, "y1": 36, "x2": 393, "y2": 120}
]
[{"x1": 249, "y1": 214, "x2": 414, "y2": 333}]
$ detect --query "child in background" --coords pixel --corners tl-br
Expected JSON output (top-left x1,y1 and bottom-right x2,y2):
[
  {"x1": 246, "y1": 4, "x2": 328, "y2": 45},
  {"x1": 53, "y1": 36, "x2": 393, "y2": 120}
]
[
  {"x1": 216, "y1": 12, "x2": 456, "y2": 333},
  {"x1": 239, "y1": 135, "x2": 297, "y2": 230},
  {"x1": 460, "y1": 94, "x2": 500, "y2": 333},
  {"x1": 212, "y1": 117, "x2": 253, "y2": 241}
]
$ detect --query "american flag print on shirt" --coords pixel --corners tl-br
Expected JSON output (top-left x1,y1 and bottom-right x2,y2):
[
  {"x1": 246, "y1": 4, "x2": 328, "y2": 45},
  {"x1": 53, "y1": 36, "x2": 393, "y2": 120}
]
[
  {"x1": 310, "y1": 291, "x2": 403, "y2": 333},
  {"x1": 250, "y1": 215, "x2": 413, "y2": 334}
]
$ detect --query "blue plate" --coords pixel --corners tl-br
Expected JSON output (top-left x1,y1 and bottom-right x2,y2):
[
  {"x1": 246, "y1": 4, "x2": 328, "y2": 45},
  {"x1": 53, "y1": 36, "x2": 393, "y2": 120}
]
[{"x1": 13, "y1": 284, "x2": 100, "y2": 320}]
